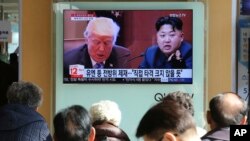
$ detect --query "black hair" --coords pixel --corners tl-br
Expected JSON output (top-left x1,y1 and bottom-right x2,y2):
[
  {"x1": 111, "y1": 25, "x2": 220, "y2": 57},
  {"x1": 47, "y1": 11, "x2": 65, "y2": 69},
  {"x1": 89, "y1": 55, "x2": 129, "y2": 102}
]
[
  {"x1": 53, "y1": 105, "x2": 92, "y2": 141},
  {"x1": 136, "y1": 99, "x2": 196, "y2": 140},
  {"x1": 155, "y1": 16, "x2": 183, "y2": 31}
]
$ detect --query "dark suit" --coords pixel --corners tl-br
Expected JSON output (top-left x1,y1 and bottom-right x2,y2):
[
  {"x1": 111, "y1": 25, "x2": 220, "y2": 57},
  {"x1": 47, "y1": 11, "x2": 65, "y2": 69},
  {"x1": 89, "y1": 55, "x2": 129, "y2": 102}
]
[
  {"x1": 139, "y1": 41, "x2": 192, "y2": 69},
  {"x1": 64, "y1": 44, "x2": 130, "y2": 77}
]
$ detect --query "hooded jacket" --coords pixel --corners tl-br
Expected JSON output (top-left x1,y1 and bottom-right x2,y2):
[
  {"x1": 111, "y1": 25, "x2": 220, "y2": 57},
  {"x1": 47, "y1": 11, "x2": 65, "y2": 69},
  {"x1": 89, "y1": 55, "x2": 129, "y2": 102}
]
[
  {"x1": 94, "y1": 122, "x2": 130, "y2": 141},
  {"x1": 0, "y1": 104, "x2": 52, "y2": 141}
]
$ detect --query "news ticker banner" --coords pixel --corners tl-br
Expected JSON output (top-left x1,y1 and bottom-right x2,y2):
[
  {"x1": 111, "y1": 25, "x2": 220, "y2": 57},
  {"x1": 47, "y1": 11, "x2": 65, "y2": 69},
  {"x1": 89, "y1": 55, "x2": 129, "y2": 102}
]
[
  {"x1": 64, "y1": 64, "x2": 192, "y2": 83},
  {"x1": 230, "y1": 125, "x2": 250, "y2": 140}
]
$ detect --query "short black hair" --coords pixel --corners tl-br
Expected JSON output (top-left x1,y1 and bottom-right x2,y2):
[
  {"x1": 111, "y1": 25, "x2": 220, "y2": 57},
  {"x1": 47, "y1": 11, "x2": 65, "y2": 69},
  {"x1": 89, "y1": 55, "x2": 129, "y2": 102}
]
[
  {"x1": 155, "y1": 16, "x2": 183, "y2": 31},
  {"x1": 53, "y1": 105, "x2": 92, "y2": 141},
  {"x1": 136, "y1": 98, "x2": 196, "y2": 140},
  {"x1": 163, "y1": 91, "x2": 194, "y2": 116}
]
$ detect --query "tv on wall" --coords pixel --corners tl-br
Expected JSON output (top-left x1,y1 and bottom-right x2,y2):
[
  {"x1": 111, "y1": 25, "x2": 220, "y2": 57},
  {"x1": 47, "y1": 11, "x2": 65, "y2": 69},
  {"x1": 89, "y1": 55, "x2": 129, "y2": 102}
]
[{"x1": 62, "y1": 6, "x2": 194, "y2": 84}]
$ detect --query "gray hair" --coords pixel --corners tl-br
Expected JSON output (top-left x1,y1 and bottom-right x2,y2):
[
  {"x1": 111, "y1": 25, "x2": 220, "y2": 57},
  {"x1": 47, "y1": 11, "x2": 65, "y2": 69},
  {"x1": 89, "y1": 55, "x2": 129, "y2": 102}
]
[
  {"x1": 83, "y1": 17, "x2": 120, "y2": 44},
  {"x1": 7, "y1": 81, "x2": 43, "y2": 109}
]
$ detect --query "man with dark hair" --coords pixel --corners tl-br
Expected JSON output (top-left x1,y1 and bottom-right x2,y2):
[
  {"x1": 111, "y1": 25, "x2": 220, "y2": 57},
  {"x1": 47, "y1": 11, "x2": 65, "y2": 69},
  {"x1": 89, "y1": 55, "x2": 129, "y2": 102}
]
[
  {"x1": 163, "y1": 91, "x2": 207, "y2": 137},
  {"x1": 201, "y1": 92, "x2": 248, "y2": 141},
  {"x1": 136, "y1": 95, "x2": 201, "y2": 141},
  {"x1": 0, "y1": 81, "x2": 52, "y2": 141},
  {"x1": 139, "y1": 16, "x2": 192, "y2": 69},
  {"x1": 53, "y1": 105, "x2": 95, "y2": 141}
]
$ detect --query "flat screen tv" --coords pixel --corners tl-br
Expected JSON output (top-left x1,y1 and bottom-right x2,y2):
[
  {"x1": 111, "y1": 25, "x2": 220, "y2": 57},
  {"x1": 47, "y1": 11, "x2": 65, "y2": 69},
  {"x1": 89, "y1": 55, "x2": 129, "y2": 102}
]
[{"x1": 62, "y1": 2, "x2": 198, "y2": 84}]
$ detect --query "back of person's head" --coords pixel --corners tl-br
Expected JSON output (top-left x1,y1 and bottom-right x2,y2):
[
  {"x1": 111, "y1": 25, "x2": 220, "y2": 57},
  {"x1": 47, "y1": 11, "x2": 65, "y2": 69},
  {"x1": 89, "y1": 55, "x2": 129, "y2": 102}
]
[
  {"x1": 155, "y1": 16, "x2": 183, "y2": 32},
  {"x1": 163, "y1": 91, "x2": 194, "y2": 116},
  {"x1": 208, "y1": 92, "x2": 248, "y2": 128},
  {"x1": 6, "y1": 81, "x2": 43, "y2": 109},
  {"x1": 53, "y1": 105, "x2": 95, "y2": 141},
  {"x1": 89, "y1": 100, "x2": 130, "y2": 141},
  {"x1": 84, "y1": 17, "x2": 120, "y2": 44},
  {"x1": 90, "y1": 100, "x2": 121, "y2": 126},
  {"x1": 136, "y1": 98, "x2": 200, "y2": 141}
]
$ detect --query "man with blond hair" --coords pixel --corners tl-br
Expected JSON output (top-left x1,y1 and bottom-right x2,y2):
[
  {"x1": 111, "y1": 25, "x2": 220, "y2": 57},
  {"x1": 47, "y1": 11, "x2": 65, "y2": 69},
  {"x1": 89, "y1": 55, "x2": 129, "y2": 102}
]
[{"x1": 64, "y1": 17, "x2": 130, "y2": 77}]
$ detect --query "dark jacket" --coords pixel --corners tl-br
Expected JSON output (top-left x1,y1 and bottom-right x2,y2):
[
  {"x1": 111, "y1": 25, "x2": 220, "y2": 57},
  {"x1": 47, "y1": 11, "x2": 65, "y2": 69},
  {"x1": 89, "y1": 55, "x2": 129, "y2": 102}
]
[
  {"x1": 63, "y1": 44, "x2": 131, "y2": 78},
  {"x1": 94, "y1": 122, "x2": 130, "y2": 141},
  {"x1": 139, "y1": 41, "x2": 192, "y2": 69},
  {"x1": 0, "y1": 104, "x2": 52, "y2": 141},
  {"x1": 201, "y1": 127, "x2": 230, "y2": 141}
]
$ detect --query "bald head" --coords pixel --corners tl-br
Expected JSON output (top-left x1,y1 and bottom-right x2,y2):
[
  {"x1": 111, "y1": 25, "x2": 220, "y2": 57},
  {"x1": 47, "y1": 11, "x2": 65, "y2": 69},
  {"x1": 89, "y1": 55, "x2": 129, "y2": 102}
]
[
  {"x1": 222, "y1": 93, "x2": 245, "y2": 115},
  {"x1": 209, "y1": 92, "x2": 248, "y2": 128},
  {"x1": 84, "y1": 17, "x2": 120, "y2": 43}
]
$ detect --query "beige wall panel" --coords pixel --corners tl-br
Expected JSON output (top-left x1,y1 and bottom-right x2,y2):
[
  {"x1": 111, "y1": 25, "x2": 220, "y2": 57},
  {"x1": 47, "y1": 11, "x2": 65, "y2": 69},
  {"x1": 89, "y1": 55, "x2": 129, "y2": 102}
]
[
  {"x1": 207, "y1": 0, "x2": 232, "y2": 102},
  {"x1": 21, "y1": 0, "x2": 52, "y2": 127}
]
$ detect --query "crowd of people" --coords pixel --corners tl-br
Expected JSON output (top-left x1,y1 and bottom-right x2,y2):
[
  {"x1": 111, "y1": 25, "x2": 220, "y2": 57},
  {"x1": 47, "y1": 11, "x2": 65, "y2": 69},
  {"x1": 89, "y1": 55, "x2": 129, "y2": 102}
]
[{"x1": 0, "y1": 80, "x2": 248, "y2": 141}]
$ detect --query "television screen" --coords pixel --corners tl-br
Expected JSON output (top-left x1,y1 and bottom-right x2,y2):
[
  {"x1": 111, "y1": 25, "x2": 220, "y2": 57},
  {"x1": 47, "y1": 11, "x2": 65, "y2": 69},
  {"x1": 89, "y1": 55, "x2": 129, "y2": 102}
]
[{"x1": 63, "y1": 10, "x2": 193, "y2": 84}]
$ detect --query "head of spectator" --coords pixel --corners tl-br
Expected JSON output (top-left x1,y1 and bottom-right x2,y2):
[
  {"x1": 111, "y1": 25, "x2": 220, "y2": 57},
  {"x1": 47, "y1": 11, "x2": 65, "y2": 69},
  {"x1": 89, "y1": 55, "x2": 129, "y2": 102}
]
[
  {"x1": 89, "y1": 100, "x2": 130, "y2": 141},
  {"x1": 0, "y1": 81, "x2": 52, "y2": 141},
  {"x1": 201, "y1": 92, "x2": 248, "y2": 141},
  {"x1": 155, "y1": 16, "x2": 184, "y2": 57},
  {"x1": 84, "y1": 17, "x2": 120, "y2": 63},
  {"x1": 6, "y1": 81, "x2": 43, "y2": 110},
  {"x1": 163, "y1": 91, "x2": 207, "y2": 137},
  {"x1": 207, "y1": 92, "x2": 248, "y2": 129},
  {"x1": 53, "y1": 105, "x2": 95, "y2": 141},
  {"x1": 136, "y1": 97, "x2": 201, "y2": 141}
]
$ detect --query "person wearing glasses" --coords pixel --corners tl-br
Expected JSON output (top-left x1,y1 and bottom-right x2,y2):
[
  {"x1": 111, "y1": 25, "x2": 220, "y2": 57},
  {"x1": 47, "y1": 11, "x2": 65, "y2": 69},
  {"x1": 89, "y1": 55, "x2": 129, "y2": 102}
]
[
  {"x1": 63, "y1": 17, "x2": 130, "y2": 77},
  {"x1": 136, "y1": 92, "x2": 201, "y2": 141}
]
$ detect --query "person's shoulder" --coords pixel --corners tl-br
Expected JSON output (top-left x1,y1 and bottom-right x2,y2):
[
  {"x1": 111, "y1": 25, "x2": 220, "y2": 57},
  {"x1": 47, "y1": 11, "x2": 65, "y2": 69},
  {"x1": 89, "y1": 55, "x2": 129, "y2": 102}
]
[
  {"x1": 143, "y1": 45, "x2": 159, "y2": 56},
  {"x1": 64, "y1": 44, "x2": 87, "y2": 55},
  {"x1": 201, "y1": 128, "x2": 230, "y2": 141},
  {"x1": 113, "y1": 45, "x2": 130, "y2": 52},
  {"x1": 181, "y1": 41, "x2": 192, "y2": 49}
]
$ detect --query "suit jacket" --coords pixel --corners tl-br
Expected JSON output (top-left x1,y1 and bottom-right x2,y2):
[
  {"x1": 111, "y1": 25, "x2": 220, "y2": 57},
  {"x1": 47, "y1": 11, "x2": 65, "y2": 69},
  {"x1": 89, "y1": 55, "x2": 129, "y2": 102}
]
[
  {"x1": 139, "y1": 41, "x2": 192, "y2": 69},
  {"x1": 63, "y1": 44, "x2": 130, "y2": 77}
]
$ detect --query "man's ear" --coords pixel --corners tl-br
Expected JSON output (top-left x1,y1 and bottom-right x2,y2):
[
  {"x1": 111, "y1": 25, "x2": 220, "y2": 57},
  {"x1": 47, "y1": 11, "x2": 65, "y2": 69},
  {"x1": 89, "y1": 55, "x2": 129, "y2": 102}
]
[
  {"x1": 89, "y1": 127, "x2": 96, "y2": 141},
  {"x1": 206, "y1": 110, "x2": 212, "y2": 124},
  {"x1": 162, "y1": 132, "x2": 177, "y2": 141},
  {"x1": 240, "y1": 116, "x2": 247, "y2": 125}
]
